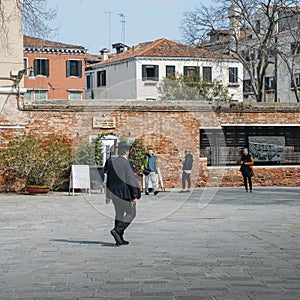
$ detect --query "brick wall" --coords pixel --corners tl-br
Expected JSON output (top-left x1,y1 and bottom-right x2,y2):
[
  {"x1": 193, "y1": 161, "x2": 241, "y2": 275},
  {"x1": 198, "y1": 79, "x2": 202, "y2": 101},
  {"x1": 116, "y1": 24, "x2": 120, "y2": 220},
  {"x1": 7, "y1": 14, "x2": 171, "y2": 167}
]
[{"x1": 0, "y1": 99, "x2": 299, "y2": 190}]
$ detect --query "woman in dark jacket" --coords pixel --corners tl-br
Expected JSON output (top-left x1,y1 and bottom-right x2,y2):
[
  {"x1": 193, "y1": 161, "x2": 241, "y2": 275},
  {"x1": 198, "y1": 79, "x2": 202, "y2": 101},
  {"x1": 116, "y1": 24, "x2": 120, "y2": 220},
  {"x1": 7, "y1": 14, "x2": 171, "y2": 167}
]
[
  {"x1": 239, "y1": 147, "x2": 254, "y2": 192},
  {"x1": 105, "y1": 141, "x2": 141, "y2": 246}
]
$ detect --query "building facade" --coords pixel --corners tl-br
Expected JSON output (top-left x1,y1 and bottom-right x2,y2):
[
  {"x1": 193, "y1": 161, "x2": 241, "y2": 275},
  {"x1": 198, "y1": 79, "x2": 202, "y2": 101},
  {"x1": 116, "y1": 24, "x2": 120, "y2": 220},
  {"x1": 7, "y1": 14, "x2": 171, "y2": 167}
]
[
  {"x1": 85, "y1": 38, "x2": 243, "y2": 101},
  {"x1": 200, "y1": 4, "x2": 300, "y2": 103},
  {"x1": 23, "y1": 36, "x2": 87, "y2": 101}
]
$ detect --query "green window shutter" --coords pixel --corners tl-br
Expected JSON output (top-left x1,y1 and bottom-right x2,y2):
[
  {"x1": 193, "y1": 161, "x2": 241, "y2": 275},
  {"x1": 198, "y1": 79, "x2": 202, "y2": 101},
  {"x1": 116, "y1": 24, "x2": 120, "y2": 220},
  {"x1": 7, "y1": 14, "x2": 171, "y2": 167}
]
[
  {"x1": 66, "y1": 60, "x2": 70, "y2": 77},
  {"x1": 183, "y1": 66, "x2": 188, "y2": 77},
  {"x1": 195, "y1": 67, "x2": 200, "y2": 76},
  {"x1": 78, "y1": 60, "x2": 82, "y2": 78},
  {"x1": 142, "y1": 65, "x2": 146, "y2": 81},
  {"x1": 34, "y1": 59, "x2": 39, "y2": 75},
  {"x1": 45, "y1": 60, "x2": 50, "y2": 77},
  {"x1": 154, "y1": 66, "x2": 159, "y2": 81}
]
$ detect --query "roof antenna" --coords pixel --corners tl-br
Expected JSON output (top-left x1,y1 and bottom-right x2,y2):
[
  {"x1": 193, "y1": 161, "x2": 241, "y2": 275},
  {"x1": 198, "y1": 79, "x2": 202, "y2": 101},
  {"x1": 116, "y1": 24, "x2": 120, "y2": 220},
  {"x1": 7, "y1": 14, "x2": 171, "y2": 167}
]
[{"x1": 118, "y1": 13, "x2": 126, "y2": 44}]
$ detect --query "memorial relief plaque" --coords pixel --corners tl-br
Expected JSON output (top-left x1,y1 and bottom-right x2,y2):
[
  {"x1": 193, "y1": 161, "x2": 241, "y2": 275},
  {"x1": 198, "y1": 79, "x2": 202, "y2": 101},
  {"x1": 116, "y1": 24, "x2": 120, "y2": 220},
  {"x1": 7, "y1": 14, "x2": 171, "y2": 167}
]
[
  {"x1": 249, "y1": 136, "x2": 285, "y2": 162},
  {"x1": 92, "y1": 116, "x2": 116, "y2": 129}
]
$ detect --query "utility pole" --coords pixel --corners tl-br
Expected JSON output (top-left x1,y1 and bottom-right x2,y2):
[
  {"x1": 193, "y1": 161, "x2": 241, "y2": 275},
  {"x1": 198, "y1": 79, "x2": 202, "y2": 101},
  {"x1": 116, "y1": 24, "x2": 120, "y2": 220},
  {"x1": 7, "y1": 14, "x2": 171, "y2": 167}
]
[
  {"x1": 103, "y1": 11, "x2": 112, "y2": 51},
  {"x1": 118, "y1": 13, "x2": 126, "y2": 44}
]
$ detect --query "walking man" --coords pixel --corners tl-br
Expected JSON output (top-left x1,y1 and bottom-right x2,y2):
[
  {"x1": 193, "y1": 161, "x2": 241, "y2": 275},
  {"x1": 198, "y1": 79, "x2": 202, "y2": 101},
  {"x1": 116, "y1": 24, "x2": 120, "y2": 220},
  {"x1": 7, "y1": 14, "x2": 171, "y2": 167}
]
[
  {"x1": 105, "y1": 141, "x2": 141, "y2": 246},
  {"x1": 141, "y1": 148, "x2": 159, "y2": 195},
  {"x1": 180, "y1": 149, "x2": 193, "y2": 192}
]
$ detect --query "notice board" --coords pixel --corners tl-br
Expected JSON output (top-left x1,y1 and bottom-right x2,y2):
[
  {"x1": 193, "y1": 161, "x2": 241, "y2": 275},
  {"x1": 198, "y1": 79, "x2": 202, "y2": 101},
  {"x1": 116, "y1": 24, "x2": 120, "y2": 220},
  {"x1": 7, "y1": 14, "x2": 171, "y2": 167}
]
[{"x1": 69, "y1": 165, "x2": 91, "y2": 195}]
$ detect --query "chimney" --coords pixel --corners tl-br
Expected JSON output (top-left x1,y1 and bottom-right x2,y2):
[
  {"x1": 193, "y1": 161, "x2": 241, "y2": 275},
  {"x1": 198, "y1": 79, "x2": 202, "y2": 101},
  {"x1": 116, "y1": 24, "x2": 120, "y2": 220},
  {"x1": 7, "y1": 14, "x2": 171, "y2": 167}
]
[
  {"x1": 112, "y1": 43, "x2": 130, "y2": 54},
  {"x1": 228, "y1": 4, "x2": 242, "y2": 39},
  {"x1": 100, "y1": 48, "x2": 109, "y2": 61}
]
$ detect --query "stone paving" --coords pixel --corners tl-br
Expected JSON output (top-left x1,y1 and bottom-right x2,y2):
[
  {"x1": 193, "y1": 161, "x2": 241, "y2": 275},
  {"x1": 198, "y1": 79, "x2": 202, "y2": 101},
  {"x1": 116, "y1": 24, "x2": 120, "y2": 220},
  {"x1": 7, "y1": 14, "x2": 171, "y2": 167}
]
[{"x1": 0, "y1": 187, "x2": 300, "y2": 299}]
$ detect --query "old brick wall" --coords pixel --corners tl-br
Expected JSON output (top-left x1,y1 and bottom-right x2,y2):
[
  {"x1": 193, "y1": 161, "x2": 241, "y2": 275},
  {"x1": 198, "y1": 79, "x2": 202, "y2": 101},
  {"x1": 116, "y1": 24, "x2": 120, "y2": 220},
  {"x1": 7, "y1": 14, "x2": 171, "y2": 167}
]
[{"x1": 0, "y1": 98, "x2": 299, "y2": 190}]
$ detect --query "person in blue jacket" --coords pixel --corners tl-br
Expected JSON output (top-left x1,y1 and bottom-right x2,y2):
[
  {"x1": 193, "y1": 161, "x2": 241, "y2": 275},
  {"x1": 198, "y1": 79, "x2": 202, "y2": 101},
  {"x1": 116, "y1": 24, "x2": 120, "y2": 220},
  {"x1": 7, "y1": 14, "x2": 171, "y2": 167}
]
[
  {"x1": 141, "y1": 148, "x2": 159, "y2": 195},
  {"x1": 104, "y1": 141, "x2": 141, "y2": 246}
]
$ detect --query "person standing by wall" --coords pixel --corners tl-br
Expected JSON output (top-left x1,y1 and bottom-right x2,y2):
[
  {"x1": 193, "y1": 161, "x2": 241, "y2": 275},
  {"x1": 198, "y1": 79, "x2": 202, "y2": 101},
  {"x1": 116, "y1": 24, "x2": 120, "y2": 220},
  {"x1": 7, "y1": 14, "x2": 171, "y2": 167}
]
[
  {"x1": 141, "y1": 148, "x2": 159, "y2": 195},
  {"x1": 105, "y1": 141, "x2": 141, "y2": 246},
  {"x1": 180, "y1": 149, "x2": 193, "y2": 192},
  {"x1": 239, "y1": 147, "x2": 254, "y2": 193}
]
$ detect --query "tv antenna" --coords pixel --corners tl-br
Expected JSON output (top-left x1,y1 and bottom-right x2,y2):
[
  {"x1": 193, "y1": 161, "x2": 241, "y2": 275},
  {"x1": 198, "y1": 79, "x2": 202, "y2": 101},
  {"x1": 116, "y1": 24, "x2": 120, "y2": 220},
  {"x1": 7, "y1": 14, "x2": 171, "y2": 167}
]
[
  {"x1": 118, "y1": 13, "x2": 126, "y2": 44},
  {"x1": 103, "y1": 11, "x2": 112, "y2": 51}
]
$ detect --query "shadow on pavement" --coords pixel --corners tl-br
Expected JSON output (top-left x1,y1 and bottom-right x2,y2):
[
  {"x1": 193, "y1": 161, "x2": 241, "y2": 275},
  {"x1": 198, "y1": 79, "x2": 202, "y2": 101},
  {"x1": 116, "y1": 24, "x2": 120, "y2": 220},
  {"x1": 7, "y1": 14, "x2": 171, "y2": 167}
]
[{"x1": 50, "y1": 239, "x2": 115, "y2": 247}]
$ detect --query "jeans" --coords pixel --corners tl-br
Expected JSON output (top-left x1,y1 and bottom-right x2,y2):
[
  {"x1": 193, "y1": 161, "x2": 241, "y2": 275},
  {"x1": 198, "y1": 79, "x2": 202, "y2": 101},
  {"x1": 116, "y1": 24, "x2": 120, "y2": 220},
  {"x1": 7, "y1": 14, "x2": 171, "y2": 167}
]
[
  {"x1": 243, "y1": 173, "x2": 252, "y2": 191},
  {"x1": 182, "y1": 171, "x2": 191, "y2": 189},
  {"x1": 145, "y1": 171, "x2": 158, "y2": 192}
]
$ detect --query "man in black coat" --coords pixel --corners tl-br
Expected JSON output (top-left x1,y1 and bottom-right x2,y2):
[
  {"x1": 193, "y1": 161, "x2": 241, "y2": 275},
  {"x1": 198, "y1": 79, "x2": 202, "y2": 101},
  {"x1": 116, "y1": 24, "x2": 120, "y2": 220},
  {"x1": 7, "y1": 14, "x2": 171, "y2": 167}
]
[
  {"x1": 180, "y1": 149, "x2": 193, "y2": 192},
  {"x1": 104, "y1": 141, "x2": 141, "y2": 246}
]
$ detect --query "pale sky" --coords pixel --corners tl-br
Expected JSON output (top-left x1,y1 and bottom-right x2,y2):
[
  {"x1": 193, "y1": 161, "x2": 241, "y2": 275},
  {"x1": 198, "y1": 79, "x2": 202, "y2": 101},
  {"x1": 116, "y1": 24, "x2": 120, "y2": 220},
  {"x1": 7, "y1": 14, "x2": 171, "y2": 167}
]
[{"x1": 51, "y1": 0, "x2": 210, "y2": 54}]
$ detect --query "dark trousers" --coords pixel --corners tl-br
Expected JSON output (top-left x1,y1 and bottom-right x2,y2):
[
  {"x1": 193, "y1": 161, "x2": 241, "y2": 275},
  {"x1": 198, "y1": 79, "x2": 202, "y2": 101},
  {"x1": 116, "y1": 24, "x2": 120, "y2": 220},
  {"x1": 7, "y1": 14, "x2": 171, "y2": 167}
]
[
  {"x1": 182, "y1": 171, "x2": 191, "y2": 189},
  {"x1": 242, "y1": 173, "x2": 252, "y2": 191},
  {"x1": 112, "y1": 198, "x2": 136, "y2": 236}
]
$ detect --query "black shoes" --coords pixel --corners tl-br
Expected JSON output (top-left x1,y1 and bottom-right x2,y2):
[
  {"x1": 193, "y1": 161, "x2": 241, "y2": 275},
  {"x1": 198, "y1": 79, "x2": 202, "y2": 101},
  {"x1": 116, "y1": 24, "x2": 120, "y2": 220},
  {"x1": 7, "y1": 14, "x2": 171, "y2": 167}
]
[
  {"x1": 110, "y1": 229, "x2": 129, "y2": 246},
  {"x1": 110, "y1": 229, "x2": 123, "y2": 246},
  {"x1": 145, "y1": 191, "x2": 159, "y2": 195},
  {"x1": 121, "y1": 238, "x2": 129, "y2": 245}
]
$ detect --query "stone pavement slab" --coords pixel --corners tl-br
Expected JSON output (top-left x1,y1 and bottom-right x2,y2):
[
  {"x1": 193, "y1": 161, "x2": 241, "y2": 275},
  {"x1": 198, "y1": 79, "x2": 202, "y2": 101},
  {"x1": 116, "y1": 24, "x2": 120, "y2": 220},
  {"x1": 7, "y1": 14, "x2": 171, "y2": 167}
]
[{"x1": 0, "y1": 187, "x2": 299, "y2": 299}]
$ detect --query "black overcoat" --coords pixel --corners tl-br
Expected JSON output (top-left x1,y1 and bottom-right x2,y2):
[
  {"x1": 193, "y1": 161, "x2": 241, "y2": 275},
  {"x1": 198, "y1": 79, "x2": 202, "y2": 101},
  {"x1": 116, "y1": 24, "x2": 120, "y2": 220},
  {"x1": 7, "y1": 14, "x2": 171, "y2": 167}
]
[{"x1": 105, "y1": 156, "x2": 141, "y2": 201}]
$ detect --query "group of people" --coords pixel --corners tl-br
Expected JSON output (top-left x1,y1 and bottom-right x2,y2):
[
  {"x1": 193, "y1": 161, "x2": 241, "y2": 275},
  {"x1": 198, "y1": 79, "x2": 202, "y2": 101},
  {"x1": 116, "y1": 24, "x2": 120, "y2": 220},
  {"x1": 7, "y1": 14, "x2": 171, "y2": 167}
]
[{"x1": 104, "y1": 141, "x2": 254, "y2": 246}]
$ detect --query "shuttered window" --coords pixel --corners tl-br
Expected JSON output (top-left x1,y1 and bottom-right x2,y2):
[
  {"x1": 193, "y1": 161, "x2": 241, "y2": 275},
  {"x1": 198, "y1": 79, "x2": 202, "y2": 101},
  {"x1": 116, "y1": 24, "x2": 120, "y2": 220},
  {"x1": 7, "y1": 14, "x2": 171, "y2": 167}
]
[
  {"x1": 183, "y1": 66, "x2": 199, "y2": 77},
  {"x1": 229, "y1": 67, "x2": 238, "y2": 83},
  {"x1": 203, "y1": 66, "x2": 212, "y2": 82},
  {"x1": 142, "y1": 65, "x2": 159, "y2": 81},
  {"x1": 66, "y1": 60, "x2": 82, "y2": 77},
  {"x1": 34, "y1": 59, "x2": 49, "y2": 77}
]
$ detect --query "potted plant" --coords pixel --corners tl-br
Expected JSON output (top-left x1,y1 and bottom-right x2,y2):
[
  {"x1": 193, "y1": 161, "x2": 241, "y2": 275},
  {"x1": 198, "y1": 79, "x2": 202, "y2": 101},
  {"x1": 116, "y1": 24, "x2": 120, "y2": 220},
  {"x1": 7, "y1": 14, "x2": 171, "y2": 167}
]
[{"x1": 0, "y1": 133, "x2": 72, "y2": 194}]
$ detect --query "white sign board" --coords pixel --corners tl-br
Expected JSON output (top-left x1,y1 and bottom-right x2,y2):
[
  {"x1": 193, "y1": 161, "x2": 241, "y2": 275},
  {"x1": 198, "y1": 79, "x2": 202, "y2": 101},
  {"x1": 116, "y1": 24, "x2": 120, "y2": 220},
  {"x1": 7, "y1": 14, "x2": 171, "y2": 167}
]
[{"x1": 69, "y1": 165, "x2": 91, "y2": 195}]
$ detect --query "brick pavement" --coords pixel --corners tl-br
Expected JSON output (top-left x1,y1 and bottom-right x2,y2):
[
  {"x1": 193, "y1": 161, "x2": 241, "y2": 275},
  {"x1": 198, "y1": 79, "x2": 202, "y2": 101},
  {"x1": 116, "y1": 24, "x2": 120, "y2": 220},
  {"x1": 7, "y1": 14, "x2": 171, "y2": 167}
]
[{"x1": 0, "y1": 187, "x2": 300, "y2": 299}]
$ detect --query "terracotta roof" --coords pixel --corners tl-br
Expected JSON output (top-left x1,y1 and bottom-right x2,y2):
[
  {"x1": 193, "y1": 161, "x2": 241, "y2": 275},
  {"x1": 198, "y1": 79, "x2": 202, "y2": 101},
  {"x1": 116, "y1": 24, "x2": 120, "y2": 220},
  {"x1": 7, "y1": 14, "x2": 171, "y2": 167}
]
[
  {"x1": 199, "y1": 29, "x2": 252, "y2": 48},
  {"x1": 84, "y1": 53, "x2": 102, "y2": 65},
  {"x1": 88, "y1": 38, "x2": 236, "y2": 68},
  {"x1": 23, "y1": 35, "x2": 86, "y2": 51}
]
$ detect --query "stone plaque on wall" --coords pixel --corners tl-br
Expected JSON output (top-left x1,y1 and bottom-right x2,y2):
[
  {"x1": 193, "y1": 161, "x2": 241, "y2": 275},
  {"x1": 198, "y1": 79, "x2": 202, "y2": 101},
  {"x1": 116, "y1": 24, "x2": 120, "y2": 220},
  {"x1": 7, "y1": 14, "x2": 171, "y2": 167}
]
[
  {"x1": 92, "y1": 117, "x2": 116, "y2": 129},
  {"x1": 249, "y1": 136, "x2": 285, "y2": 162}
]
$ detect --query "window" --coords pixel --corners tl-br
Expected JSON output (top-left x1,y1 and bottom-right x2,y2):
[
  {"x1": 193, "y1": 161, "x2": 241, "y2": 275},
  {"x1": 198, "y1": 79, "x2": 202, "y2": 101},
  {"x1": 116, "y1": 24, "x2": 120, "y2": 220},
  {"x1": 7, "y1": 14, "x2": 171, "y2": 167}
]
[
  {"x1": 203, "y1": 66, "x2": 212, "y2": 83},
  {"x1": 229, "y1": 67, "x2": 239, "y2": 84},
  {"x1": 34, "y1": 59, "x2": 49, "y2": 76},
  {"x1": 66, "y1": 60, "x2": 82, "y2": 77},
  {"x1": 291, "y1": 42, "x2": 300, "y2": 54},
  {"x1": 34, "y1": 90, "x2": 47, "y2": 100},
  {"x1": 24, "y1": 91, "x2": 32, "y2": 101},
  {"x1": 97, "y1": 71, "x2": 106, "y2": 87},
  {"x1": 69, "y1": 91, "x2": 82, "y2": 100},
  {"x1": 183, "y1": 66, "x2": 199, "y2": 77},
  {"x1": 265, "y1": 76, "x2": 276, "y2": 91},
  {"x1": 142, "y1": 65, "x2": 159, "y2": 81},
  {"x1": 291, "y1": 73, "x2": 300, "y2": 88},
  {"x1": 256, "y1": 20, "x2": 261, "y2": 34},
  {"x1": 243, "y1": 79, "x2": 253, "y2": 94},
  {"x1": 86, "y1": 75, "x2": 91, "y2": 90},
  {"x1": 166, "y1": 65, "x2": 175, "y2": 77},
  {"x1": 23, "y1": 58, "x2": 28, "y2": 76}
]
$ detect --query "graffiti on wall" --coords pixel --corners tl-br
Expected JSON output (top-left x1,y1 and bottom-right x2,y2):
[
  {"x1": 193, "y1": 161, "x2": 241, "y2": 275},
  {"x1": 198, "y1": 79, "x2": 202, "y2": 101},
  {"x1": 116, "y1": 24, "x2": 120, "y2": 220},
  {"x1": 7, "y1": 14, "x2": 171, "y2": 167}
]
[{"x1": 249, "y1": 136, "x2": 285, "y2": 162}]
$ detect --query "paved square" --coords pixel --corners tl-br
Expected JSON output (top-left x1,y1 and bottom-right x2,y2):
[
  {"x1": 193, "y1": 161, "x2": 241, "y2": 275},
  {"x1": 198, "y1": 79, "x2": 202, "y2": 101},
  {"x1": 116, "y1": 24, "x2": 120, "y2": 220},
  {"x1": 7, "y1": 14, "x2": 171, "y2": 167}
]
[{"x1": 0, "y1": 187, "x2": 300, "y2": 299}]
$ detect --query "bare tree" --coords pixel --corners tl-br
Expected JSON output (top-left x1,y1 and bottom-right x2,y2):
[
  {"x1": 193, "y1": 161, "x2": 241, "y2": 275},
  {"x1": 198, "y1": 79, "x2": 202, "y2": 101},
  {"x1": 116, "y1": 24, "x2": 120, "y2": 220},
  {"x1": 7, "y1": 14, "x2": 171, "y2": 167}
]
[
  {"x1": 181, "y1": 0, "x2": 300, "y2": 102},
  {"x1": 21, "y1": 0, "x2": 58, "y2": 37},
  {"x1": 0, "y1": 0, "x2": 57, "y2": 40}
]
